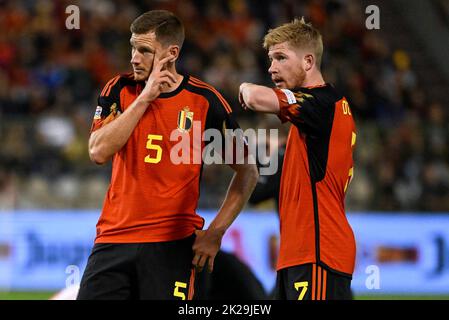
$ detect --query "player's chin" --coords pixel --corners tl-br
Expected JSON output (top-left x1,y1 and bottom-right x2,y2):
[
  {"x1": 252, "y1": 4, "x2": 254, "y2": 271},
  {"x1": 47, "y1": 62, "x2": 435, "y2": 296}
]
[
  {"x1": 274, "y1": 82, "x2": 287, "y2": 89},
  {"x1": 133, "y1": 71, "x2": 148, "y2": 81}
]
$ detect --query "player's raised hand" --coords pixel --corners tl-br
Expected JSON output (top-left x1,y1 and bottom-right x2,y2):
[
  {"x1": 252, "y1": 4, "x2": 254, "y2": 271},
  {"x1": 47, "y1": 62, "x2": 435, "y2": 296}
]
[
  {"x1": 192, "y1": 228, "x2": 223, "y2": 273},
  {"x1": 140, "y1": 51, "x2": 176, "y2": 103}
]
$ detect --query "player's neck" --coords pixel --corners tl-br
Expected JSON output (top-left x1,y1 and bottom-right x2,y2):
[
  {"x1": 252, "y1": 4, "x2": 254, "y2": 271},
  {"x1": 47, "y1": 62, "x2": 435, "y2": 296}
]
[
  {"x1": 160, "y1": 69, "x2": 184, "y2": 93},
  {"x1": 301, "y1": 70, "x2": 325, "y2": 88}
]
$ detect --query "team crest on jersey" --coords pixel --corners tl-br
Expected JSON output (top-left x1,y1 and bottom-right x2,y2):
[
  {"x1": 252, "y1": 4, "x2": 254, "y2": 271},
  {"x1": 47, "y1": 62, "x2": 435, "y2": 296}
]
[{"x1": 177, "y1": 107, "x2": 194, "y2": 132}]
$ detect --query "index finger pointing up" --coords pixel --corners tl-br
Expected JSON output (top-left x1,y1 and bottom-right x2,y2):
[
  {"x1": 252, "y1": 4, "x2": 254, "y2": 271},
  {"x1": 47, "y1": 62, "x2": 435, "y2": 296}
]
[
  {"x1": 156, "y1": 54, "x2": 175, "y2": 71},
  {"x1": 150, "y1": 49, "x2": 159, "y2": 73}
]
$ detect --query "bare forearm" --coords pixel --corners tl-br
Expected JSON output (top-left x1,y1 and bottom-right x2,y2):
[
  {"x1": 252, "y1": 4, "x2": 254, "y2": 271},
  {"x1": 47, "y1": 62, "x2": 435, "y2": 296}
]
[
  {"x1": 240, "y1": 82, "x2": 280, "y2": 114},
  {"x1": 208, "y1": 164, "x2": 259, "y2": 234},
  {"x1": 88, "y1": 97, "x2": 148, "y2": 164}
]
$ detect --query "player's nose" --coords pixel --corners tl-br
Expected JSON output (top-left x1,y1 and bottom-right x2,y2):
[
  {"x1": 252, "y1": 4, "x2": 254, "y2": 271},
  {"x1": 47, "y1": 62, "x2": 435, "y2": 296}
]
[
  {"x1": 268, "y1": 61, "x2": 277, "y2": 74},
  {"x1": 130, "y1": 51, "x2": 141, "y2": 65}
]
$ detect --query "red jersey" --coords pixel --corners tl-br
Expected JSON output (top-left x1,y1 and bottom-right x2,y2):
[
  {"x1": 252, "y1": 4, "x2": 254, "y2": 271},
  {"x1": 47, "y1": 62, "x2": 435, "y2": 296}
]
[
  {"x1": 90, "y1": 74, "x2": 239, "y2": 243},
  {"x1": 273, "y1": 84, "x2": 356, "y2": 276}
]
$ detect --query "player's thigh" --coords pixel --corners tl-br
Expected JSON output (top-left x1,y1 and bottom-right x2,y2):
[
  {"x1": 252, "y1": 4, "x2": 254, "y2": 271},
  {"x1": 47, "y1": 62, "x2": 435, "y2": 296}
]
[
  {"x1": 278, "y1": 264, "x2": 352, "y2": 300},
  {"x1": 136, "y1": 235, "x2": 196, "y2": 300},
  {"x1": 273, "y1": 269, "x2": 287, "y2": 300},
  {"x1": 324, "y1": 270, "x2": 352, "y2": 300},
  {"x1": 206, "y1": 251, "x2": 268, "y2": 300},
  {"x1": 281, "y1": 264, "x2": 315, "y2": 300},
  {"x1": 77, "y1": 243, "x2": 137, "y2": 300}
]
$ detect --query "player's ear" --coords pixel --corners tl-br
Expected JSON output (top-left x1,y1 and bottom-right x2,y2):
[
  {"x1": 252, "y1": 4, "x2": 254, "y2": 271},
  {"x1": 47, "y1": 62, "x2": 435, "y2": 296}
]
[
  {"x1": 167, "y1": 45, "x2": 180, "y2": 62},
  {"x1": 303, "y1": 54, "x2": 314, "y2": 72}
]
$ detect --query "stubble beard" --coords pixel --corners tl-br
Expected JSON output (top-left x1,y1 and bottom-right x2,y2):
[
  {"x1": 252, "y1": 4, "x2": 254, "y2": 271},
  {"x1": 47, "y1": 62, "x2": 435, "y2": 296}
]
[
  {"x1": 293, "y1": 66, "x2": 307, "y2": 88},
  {"x1": 133, "y1": 70, "x2": 150, "y2": 82}
]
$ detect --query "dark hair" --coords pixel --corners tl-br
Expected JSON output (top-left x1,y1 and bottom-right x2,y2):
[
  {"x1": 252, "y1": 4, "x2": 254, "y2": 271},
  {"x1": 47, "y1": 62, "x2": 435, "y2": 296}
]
[{"x1": 130, "y1": 10, "x2": 185, "y2": 48}]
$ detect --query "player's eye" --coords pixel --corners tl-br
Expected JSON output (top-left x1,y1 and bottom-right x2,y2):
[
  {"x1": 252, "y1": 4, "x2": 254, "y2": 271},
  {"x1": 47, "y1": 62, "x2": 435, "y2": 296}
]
[{"x1": 140, "y1": 48, "x2": 153, "y2": 55}]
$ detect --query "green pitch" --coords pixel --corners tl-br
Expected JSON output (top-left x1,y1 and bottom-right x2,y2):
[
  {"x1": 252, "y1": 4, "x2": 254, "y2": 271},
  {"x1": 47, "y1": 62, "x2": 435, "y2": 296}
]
[{"x1": 0, "y1": 292, "x2": 56, "y2": 300}]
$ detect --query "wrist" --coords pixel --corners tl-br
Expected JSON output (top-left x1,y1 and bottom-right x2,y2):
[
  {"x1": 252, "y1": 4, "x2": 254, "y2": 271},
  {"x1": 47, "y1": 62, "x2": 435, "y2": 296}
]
[{"x1": 207, "y1": 225, "x2": 226, "y2": 237}]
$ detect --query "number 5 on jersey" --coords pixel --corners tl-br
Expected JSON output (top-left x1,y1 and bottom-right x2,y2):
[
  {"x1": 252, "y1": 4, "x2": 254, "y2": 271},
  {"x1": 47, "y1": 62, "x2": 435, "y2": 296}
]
[
  {"x1": 145, "y1": 134, "x2": 163, "y2": 164},
  {"x1": 173, "y1": 281, "x2": 187, "y2": 300}
]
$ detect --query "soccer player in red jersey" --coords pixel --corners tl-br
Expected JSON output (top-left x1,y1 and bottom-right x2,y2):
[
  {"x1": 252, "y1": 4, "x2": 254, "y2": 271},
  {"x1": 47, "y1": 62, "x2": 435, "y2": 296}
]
[
  {"x1": 239, "y1": 18, "x2": 356, "y2": 300},
  {"x1": 77, "y1": 10, "x2": 258, "y2": 300}
]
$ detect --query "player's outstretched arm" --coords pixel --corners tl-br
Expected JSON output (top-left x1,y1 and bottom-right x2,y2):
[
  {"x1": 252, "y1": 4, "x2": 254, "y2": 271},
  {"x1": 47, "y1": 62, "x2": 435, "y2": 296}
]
[
  {"x1": 239, "y1": 82, "x2": 280, "y2": 114},
  {"x1": 192, "y1": 162, "x2": 258, "y2": 273},
  {"x1": 89, "y1": 54, "x2": 176, "y2": 164}
]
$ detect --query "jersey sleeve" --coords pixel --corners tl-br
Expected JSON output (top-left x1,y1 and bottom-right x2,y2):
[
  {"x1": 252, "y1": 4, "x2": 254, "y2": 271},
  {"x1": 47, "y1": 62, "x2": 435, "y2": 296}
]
[
  {"x1": 90, "y1": 75, "x2": 123, "y2": 133},
  {"x1": 273, "y1": 88, "x2": 332, "y2": 136},
  {"x1": 204, "y1": 90, "x2": 249, "y2": 164}
]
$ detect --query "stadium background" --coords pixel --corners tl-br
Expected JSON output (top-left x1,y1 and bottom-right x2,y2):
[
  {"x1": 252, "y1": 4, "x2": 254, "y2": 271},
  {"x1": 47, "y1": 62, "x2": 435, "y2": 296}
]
[{"x1": 0, "y1": 0, "x2": 448, "y2": 299}]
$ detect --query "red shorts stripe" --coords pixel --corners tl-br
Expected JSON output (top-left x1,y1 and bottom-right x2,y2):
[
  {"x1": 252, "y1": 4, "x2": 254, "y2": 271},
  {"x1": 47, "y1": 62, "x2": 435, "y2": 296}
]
[
  {"x1": 187, "y1": 268, "x2": 195, "y2": 300},
  {"x1": 317, "y1": 266, "x2": 322, "y2": 300},
  {"x1": 322, "y1": 268, "x2": 327, "y2": 300}
]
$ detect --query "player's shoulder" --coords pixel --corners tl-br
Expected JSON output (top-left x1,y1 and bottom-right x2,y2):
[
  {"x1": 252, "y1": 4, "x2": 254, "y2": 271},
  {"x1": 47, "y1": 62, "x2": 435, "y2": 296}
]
[
  {"x1": 300, "y1": 83, "x2": 342, "y2": 101},
  {"x1": 185, "y1": 75, "x2": 222, "y2": 98},
  {"x1": 186, "y1": 75, "x2": 218, "y2": 91},
  {"x1": 185, "y1": 75, "x2": 232, "y2": 113},
  {"x1": 292, "y1": 83, "x2": 343, "y2": 109},
  {"x1": 99, "y1": 72, "x2": 137, "y2": 98}
]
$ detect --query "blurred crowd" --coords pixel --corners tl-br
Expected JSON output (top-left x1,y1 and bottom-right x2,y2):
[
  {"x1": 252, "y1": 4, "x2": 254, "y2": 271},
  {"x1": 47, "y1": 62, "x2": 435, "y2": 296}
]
[
  {"x1": 436, "y1": 0, "x2": 449, "y2": 26},
  {"x1": 0, "y1": 0, "x2": 448, "y2": 212}
]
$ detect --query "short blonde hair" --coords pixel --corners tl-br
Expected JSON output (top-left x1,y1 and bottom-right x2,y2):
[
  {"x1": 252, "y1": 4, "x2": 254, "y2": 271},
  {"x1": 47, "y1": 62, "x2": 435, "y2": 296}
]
[{"x1": 263, "y1": 17, "x2": 323, "y2": 68}]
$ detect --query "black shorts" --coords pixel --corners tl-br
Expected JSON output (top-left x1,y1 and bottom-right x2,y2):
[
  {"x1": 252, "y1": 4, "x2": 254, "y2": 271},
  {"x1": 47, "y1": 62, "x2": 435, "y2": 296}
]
[
  {"x1": 195, "y1": 250, "x2": 267, "y2": 300},
  {"x1": 77, "y1": 235, "x2": 197, "y2": 300},
  {"x1": 274, "y1": 263, "x2": 352, "y2": 300}
]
